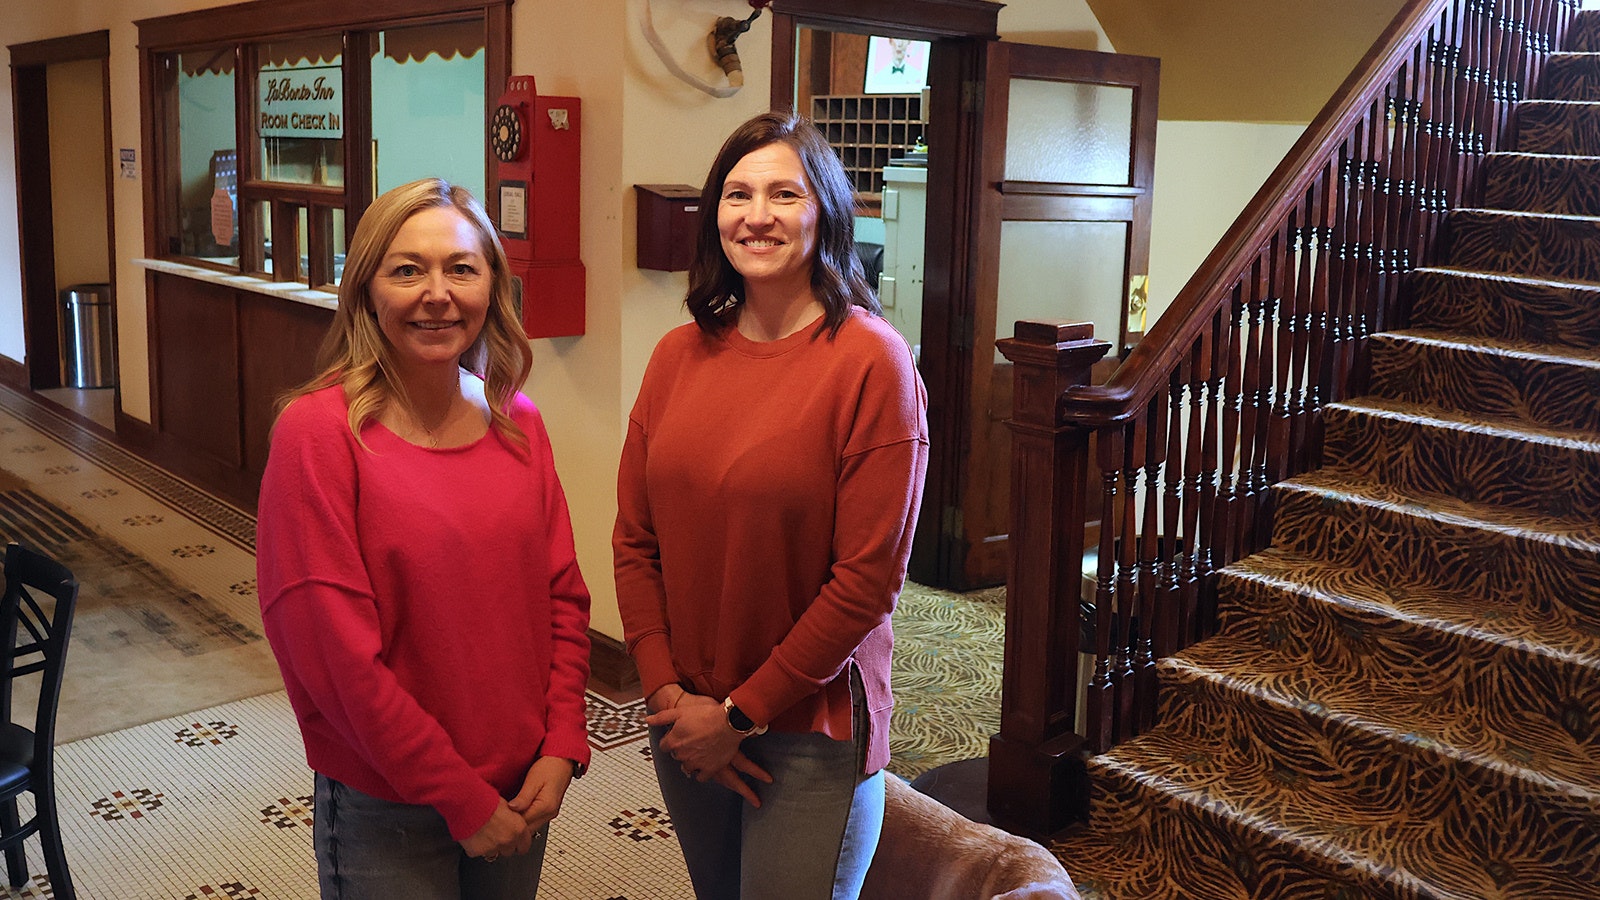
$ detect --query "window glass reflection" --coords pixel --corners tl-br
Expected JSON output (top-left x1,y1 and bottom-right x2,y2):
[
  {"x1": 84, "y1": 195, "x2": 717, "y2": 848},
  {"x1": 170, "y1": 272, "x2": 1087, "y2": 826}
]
[
  {"x1": 172, "y1": 48, "x2": 238, "y2": 264},
  {"x1": 371, "y1": 20, "x2": 486, "y2": 199}
]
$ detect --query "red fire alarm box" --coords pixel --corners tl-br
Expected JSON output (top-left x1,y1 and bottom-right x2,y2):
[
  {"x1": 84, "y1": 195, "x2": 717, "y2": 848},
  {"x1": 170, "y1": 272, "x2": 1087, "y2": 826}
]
[{"x1": 490, "y1": 75, "x2": 584, "y2": 338}]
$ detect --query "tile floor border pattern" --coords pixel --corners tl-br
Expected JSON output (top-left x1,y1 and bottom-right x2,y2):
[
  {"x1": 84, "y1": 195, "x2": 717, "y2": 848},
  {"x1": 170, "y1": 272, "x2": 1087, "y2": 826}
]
[
  {"x1": 0, "y1": 386, "x2": 255, "y2": 552},
  {"x1": 0, "y1": 392, "x2": 261, "y2": 637},
  {"x1": 2, "y1": 692, "x2": 692, "y2": 900}
]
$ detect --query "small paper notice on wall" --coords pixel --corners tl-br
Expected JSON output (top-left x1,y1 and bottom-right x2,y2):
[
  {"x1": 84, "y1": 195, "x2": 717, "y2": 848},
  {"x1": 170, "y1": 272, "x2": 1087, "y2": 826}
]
[
  {"x1": 210, "y1": 188, "x2": 235, "y2": 246},
  {"x1": 119, "y1": 149, "x2": 137, "y2": 180},
  {"x1": 499, "y1": 182, "x2": 527, "y2": 239}
]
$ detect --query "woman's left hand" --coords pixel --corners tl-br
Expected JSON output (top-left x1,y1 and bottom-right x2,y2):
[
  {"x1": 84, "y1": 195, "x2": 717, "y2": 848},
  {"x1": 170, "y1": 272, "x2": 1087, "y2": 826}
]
[
  {"x1": 509, "y1": 756, "x2": 576, "y2": 831},
  {"x1": 646, "y1": 692, "x2": 745, "y2": 778}
]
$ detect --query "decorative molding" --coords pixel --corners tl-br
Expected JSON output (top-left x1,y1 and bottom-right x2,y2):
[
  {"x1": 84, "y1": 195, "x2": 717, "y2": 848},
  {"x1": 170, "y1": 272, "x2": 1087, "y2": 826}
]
[
  {"x1": 7, "y1": 30, "x2": 108, "y2": 66},
  {"x1": 587, "y1": 630, "x2": 640, "y2": 694},
  {"x1": 0, "y1": 355, "x2": 26, "y2": 392},
  {"x1": 135, "y1": 0, "x2": 511, "y2": 49},
  {"x1": 770, "y1": 0, "x2": 1001, "y2": 39}
]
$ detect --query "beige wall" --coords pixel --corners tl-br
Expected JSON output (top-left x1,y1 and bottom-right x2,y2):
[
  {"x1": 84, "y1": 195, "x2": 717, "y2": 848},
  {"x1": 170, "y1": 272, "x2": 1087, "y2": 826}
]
[
  {"x1": 1085, "y1": 0, "x2": 1402, "y2": 121},
  {"x1": 1146, "y1": 119, "x2": 1305, "y2": 326},
  {"x1": 998, "y1": 0, "x2": 1111, "y2": 51},
  {"x1": 46, "y1": 58, "x2": 110, "y2": 296}
]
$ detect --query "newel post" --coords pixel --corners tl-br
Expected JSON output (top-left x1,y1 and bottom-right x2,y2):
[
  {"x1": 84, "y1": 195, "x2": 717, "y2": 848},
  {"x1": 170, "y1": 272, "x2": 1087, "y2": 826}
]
[{"x1": 988, "y1": 320, "x2": 1111, "y2": 837}]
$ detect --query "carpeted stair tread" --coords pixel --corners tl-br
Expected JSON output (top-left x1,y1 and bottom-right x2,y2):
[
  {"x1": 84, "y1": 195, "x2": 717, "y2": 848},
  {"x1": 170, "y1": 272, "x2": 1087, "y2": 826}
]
[
  {"x1": 1282, "y1": 466, "x2": 1600, "y2": 553},
  {"x1": 1328, "y1": 394, "x2": 1600, "y2": 449},
  {"x1": 1481, "y1": 151, "x2": 1600, "y2": 215},
  {"x1": 1442, "y1": 207, "x2": 1600, "y2": 283},
  {"x1": 1405, "y1": 266, "x2": 1600, "y2": 349},
  {"x1": 1561, "y1": 10, "x2": 1600, "y2": 53},
  {"x1": 1537, "y1": 52, "x2": 1600, "y2": 101},
  {"x1": 1319, "y1": 397, "x2": 1600, "y2": 519},
  {"x1": 1268, "y1": 478, "x2": 1600, "y2": 623},
  {"x1": 1513, "y1": 100, "x2": 1600, "y2": 156},
  {"x1": 1221, "y1": 545, "x2": 1600, "y2": 676},
  {"x1": 1162, "y1": 636, "x2": 1600, "y2": 812},
  {"x1": 1368, "y1": 329, "x2": 1600, "y2": 431},
  {"x1": 1087, "y1": 719, "x2": 1600, "y2": 900},
  {"x1": 1046, "y1": 830, "x2": 1198, "y2": 900}
]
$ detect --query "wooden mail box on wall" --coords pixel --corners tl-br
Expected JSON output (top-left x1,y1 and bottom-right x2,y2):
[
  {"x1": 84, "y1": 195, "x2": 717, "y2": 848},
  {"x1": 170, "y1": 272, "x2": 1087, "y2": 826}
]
[{"x1": 634, "y1": 184, "x2": 703, "y2": 272}]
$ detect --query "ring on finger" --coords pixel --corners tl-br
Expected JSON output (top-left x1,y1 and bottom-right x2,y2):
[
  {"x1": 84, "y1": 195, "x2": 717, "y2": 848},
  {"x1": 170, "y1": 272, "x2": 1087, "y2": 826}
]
[{"x1": 485, "y1": 853, "x2": 500, "y2": 863}]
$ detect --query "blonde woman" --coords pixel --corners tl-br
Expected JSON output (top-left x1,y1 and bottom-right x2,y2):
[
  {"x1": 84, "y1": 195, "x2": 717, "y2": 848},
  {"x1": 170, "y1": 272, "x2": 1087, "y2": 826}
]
[{"x1": 257, "y1": 178, "x2": 590, "y2": 899}]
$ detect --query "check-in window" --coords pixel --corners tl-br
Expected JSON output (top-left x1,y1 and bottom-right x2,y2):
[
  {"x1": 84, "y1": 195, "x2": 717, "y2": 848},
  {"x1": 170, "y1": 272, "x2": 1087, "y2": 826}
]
[
  {"x1": 139, "y1": 1, "x2": 509, "y2": 291},
  {"x1": 258, "y1": 35, "x2": 347, "y2": 188}
]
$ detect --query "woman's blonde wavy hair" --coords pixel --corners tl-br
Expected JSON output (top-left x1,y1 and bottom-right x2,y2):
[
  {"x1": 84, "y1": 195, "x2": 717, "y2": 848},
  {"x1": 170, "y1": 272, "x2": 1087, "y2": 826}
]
[{"x1": 280, "y1": 178, "x2": 533, "y2": 450}]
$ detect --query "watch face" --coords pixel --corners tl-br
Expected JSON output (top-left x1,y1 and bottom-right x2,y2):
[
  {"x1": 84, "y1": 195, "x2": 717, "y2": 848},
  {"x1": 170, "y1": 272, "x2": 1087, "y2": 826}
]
[
  {"x1": 726, "y1": 701, "x2": 755, "y2": 732},
  {"x1": 491, "y1": 104, "x2": 522, "y2": 163}
]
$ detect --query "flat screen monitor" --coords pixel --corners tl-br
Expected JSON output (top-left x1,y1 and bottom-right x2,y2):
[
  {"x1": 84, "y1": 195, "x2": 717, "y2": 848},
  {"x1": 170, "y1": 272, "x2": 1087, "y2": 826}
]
[{"x1": 863, "y1": 36, "x2": 930, "y2": 94}]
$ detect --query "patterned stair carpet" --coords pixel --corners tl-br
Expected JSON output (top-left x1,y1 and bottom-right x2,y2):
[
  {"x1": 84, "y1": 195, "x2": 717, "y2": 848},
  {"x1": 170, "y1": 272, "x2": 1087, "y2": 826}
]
[{"x1": 1050, "y1": 12, "x2": 1600, "y2": 900}]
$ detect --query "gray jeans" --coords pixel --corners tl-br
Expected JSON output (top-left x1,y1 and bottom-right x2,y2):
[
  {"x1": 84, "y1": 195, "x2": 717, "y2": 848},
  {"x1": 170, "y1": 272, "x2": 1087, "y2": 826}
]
[
  {"x1": 649, "y1": 689, "x2": 885, "y2": 900},
  {"x1": 313, "y1": 773, "x2": 548, "y2": 900}
]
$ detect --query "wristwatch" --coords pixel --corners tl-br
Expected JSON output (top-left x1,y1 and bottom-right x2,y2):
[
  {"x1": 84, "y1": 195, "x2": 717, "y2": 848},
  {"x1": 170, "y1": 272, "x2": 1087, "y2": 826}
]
[{"x1": 723, "y1": 697, "x2": 768, "y2": 736}]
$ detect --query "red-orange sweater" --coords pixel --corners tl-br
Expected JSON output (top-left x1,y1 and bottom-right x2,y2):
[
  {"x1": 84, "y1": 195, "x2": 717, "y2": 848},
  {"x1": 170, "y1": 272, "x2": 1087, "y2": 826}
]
[
  {"x1": 614, "y1": 308, "x2": 928, "y2": 772},
  {"x1": 257, "y1": 385, "x2": 592, "y2": 841}
]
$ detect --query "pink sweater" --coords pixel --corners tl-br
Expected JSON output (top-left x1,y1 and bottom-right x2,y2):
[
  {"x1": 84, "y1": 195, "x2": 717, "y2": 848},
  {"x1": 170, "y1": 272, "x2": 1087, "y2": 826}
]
[
  {"x1": 614, "y1": 308, "x2": 928, "y2": 772},
  {"x1": 257, "y1": 385, "x2": 591, "y2": 841}
]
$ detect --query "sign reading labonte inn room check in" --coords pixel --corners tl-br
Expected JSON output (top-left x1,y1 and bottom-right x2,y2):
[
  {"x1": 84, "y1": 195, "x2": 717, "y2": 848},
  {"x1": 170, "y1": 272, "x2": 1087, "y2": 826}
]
[{"x1": 258, "y1": 65, "x2": 344, "y2": 139}]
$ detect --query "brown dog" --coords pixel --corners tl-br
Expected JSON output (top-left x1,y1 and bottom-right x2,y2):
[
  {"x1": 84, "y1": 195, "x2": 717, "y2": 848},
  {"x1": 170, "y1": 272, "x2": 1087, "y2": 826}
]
[{"x1": 860, "y1": 775, "x2": 1083, "y2": 900}]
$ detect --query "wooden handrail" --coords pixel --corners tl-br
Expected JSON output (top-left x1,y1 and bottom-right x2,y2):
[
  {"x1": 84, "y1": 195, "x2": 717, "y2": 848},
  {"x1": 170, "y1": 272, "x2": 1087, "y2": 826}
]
[
  {"x1": 988, "y1": 0, "x2": 1577, "y2": 838},
  {"x1": 1061, "y1": 0, "x2": 1555, "y2": 424}
]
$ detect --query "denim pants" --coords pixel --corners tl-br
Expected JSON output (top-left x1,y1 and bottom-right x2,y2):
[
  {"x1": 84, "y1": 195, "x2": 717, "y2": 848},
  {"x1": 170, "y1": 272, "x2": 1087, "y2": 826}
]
[
  {"x1": 313, "y1": 773, "x2": 547, "y2": 900},
  {"x1": 649, "y1": 694, "x2": 886, "y2": 900}
]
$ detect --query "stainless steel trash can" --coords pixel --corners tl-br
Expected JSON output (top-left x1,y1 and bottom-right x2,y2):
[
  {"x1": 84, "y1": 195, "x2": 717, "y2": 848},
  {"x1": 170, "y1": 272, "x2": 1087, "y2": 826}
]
[{"x1": 60, "y1": 283, "x2": 115, "y2": 389}]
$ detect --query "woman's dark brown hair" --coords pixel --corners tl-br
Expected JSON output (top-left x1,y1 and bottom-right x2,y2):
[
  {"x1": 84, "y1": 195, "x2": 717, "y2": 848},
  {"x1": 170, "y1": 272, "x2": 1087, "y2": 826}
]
[{"x1": 685, "y1": 111, "x2": 880, "y2": 336}]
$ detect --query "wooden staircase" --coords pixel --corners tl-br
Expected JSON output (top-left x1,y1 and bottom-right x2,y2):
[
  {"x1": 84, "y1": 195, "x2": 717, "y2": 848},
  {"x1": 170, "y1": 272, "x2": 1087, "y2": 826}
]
[{"x1": 1042, "y1": 10, "x2": 1600, "y2": 899}]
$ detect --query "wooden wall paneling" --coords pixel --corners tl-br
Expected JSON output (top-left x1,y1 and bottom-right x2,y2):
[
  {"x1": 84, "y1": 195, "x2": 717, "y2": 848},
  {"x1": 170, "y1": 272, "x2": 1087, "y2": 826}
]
[
  {"x1": 829, "y1": 32, "x2": 869, "y2": 94},
  {"x1": 152, "y1": 273, "x2": 242, "y2": 466},
  {"x1": 238, "y1": 294, "x2": 332, "y2": 478}
]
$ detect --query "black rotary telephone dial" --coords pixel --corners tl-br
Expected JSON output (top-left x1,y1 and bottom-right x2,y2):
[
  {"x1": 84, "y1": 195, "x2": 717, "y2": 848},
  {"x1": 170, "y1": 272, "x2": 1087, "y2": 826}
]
[{"x1": 490, "y1": 103, "x2": 524, "y2": 163}]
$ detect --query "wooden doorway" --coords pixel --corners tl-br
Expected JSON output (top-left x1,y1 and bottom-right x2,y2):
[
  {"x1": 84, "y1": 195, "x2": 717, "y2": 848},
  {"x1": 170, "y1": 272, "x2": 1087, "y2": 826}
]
[
  {"x1": 959, "y1": 43, "x2": 1160, "y2": 588},
  {"x1": 7, "y1": 31, "x2": 117, "y2": 414},
  {"x1": 772, "y1": 0, "x2": 999, "y2": 591},
  {"x1": 771, "y1": 2, "x2": 1159, "y2": 591}
]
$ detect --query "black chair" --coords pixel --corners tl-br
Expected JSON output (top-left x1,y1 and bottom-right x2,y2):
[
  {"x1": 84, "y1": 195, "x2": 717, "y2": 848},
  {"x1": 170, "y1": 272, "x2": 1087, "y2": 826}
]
[{"x1": 0, "y1": 542, "x2": 78, "y2": 899}]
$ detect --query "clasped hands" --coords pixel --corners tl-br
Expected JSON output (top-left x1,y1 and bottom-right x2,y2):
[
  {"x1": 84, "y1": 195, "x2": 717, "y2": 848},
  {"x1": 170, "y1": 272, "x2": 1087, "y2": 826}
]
[
  {"x1": 646, "y1": 686, "x2": 773, "y2": 807},
  {"x1": 461, "y1": 754, "x2": 575, "y2": 861}
]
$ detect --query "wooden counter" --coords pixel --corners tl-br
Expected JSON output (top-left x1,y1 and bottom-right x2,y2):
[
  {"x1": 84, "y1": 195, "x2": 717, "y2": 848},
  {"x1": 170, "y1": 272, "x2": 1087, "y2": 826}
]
[{"x1": 133, "y1": 260, "x2": 335, "y2": 507}]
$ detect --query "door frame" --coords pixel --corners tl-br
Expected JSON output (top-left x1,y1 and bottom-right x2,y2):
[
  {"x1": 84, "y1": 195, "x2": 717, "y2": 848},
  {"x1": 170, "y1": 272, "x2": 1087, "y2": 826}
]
[
  {"x1": 771, "y1": 0, "x2": 999, "y2": 589},
  {"x1": 960, "y1": 41, "x2": 1160, "y2": 587},
  {"x1": 8, "y1": 30, "x2": 116, "y2": 401}
]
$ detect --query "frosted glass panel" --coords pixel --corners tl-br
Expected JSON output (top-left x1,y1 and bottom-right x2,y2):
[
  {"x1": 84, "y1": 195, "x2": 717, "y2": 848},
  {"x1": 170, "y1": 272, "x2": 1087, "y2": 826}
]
[
  {"x1": 995, "y1": 221, "x2": 1126, "y2": 362},
  {"x1": 1005, "y1": 79, "x2": 1133, "y2": 184}
]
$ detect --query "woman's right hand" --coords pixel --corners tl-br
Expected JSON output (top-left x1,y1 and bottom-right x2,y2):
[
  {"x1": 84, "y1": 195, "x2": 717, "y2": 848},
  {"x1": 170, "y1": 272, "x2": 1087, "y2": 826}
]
[
  {"x1": 460, "y1": 798, "x2": 533, "y2": 860},
  {"x1": 646, "y1": 682, "x2": 686, "y2": 714}
]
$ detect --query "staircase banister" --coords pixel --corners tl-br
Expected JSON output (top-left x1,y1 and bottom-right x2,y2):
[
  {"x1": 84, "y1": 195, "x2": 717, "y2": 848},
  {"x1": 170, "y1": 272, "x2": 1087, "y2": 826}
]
[{"x1": 1057, "y1": 0, "x2": 1453, "y2": 427}]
